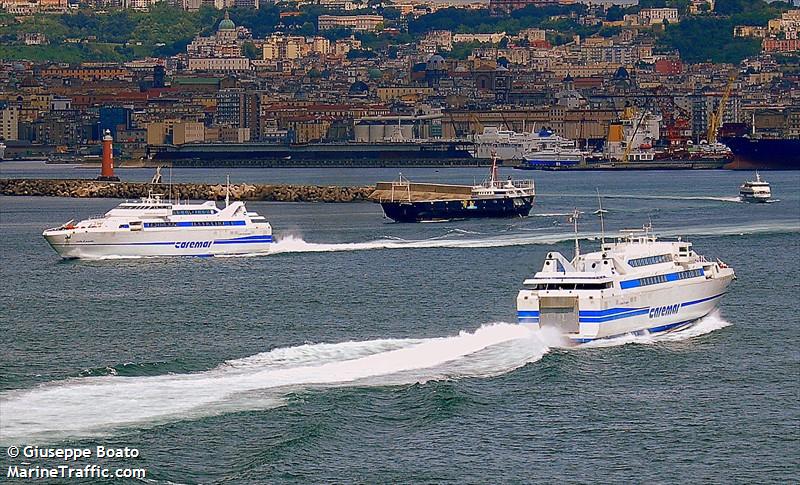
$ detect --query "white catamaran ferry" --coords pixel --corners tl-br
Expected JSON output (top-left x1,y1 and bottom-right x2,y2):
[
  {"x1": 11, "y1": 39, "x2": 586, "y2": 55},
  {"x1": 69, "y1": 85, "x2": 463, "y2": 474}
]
[
  {"x1": 517, "y1": 215, "x2": 735, "y2": 343},
  {"x1": 43, "y1": 192, "x2": 272, "y2": 259},
  {"x1": 739, "y1": 171, "x2": 771, "y2": 202}
]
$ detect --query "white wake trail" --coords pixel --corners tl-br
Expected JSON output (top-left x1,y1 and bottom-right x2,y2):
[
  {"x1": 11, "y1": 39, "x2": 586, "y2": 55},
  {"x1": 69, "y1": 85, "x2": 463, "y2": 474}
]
[
  {"x1": 269, "y1": 221, "x2": 799, "y2": 255},
  {"x1": 0, "y1": 323, "x2": 547, "y2": 445},
  {"x1": 268, "y1": 233, "x2": 574, "y2": 253},
  {"x1": 0, "y1": 311, "x2": 736, "y2": 444},
  {"x1": 593, "y1": 194, "x2": 744, "y2": 203}
]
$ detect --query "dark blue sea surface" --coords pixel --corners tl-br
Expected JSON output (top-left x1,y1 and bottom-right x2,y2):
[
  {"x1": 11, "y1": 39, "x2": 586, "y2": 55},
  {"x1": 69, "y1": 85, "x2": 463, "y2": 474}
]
[{"x1": 1, "y1": 168, "x2": 798, "y2": 483}]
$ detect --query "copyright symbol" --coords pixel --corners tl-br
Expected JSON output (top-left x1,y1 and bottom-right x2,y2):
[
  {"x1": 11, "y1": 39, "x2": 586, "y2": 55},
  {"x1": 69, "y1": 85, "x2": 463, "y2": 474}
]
[{"x1": 7, "y1": 446, "x2": 19, "y2": 458}]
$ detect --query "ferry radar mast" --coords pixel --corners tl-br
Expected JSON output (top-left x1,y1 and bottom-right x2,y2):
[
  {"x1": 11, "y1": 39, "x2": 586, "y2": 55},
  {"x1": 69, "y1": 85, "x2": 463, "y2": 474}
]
[
  {"x1": 594, "y1": 188, "x2": 608, "y2": 247},
  {"x1": 225, "y1": 175, "x2": 230, "y2": 208},
  {"x1": 569, "y1": 208, "x2": 581, "y2": 261}
]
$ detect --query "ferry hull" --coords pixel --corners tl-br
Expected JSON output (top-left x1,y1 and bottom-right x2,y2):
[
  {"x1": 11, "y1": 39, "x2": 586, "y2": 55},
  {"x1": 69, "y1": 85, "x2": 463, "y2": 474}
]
[
  {"x1": 43, "y1": 228, "x2": 272, "y2": 259},
  {"x1": 380, "y1": 196, "x2": 533, "y2": 223},
  {"x1": 740, "y1": 194, "x2": 771, "y2": 203},
  {"x1": 518, "y1": 273, "x2": 734, "y2": 344}
]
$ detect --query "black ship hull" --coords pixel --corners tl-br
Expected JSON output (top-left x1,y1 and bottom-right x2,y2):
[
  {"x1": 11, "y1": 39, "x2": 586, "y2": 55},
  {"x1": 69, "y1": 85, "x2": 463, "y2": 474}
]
[
  {"x1": 149, "y1": 141, "x2": 475, "y2": 166},
  {"x1": 380, "y1": 196, "x2": 534, "y2": 223},
  {"x1": 720, "y1": 137, "x2": 800, "y2": 170}
]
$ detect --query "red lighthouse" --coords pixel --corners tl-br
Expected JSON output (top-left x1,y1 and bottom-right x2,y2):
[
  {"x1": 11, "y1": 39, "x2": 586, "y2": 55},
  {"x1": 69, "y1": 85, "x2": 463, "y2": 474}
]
[{"x1": 98, "y1": 129, "x2": 120, "y2": 181}]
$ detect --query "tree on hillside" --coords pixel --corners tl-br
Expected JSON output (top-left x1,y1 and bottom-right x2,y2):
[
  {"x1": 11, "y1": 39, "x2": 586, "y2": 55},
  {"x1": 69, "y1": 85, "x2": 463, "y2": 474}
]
[
  {"x1": 242, "y1": 41, "x2": 260, "y2": 60},
  {"x1": 606, "y1": 5, "x2": 625, "y2": 21}
]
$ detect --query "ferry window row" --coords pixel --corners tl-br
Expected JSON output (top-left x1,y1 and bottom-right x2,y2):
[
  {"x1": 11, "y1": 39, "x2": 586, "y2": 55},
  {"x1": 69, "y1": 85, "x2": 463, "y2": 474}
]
[
  {"x1": 119, "y1": 205, "x2": 170, "y2": 210},
  {"x1": 189, "y1": 221, "x2": 240, "y2": 227},
  {"x1": 677, "y1": 269, "x2": 704, "y2": 279},
  {"x1": 639, "y1": 274, "x2": 669, "y2": 286},
  {"x1": 628, "y1": 254, "x2": 671, "y2": 267},
  {"x1": 143, "y1": 221, "x2": 245, "y2": 228},
  {"x1": 172, "y1": 209, "x2": 217, "y2": 215},
  {"x1": 145, "y1": 222, "x2": 178, "y2": 228},
  {"x1": 633, "y1": 269, "x2": 704, "y2": 287},
  {"x1": 525, "y1": 282, "x2": 613, "y2": 291}
]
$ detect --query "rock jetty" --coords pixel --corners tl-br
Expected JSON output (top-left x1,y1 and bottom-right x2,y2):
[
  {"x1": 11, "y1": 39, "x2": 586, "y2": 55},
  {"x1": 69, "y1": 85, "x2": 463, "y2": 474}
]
[{"x1": 0, "y1": 179, "x2": 375, "y2": 203}]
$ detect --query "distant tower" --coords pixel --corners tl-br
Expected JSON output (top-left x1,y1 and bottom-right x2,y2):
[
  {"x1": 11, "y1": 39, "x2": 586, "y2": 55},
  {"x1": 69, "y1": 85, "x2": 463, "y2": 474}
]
[{"x1": 98, "y1": 130, "x2": 120, "y2": 181}]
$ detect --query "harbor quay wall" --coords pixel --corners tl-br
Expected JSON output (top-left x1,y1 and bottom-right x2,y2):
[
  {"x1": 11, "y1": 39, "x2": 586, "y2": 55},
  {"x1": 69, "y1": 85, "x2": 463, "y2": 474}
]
[{"x1": 0, "y1": 179, "x2": 376, "y2": 203}]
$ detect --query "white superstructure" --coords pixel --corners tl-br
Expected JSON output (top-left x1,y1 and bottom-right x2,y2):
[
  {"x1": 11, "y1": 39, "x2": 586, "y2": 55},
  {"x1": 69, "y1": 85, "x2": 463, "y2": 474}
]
[
  {"x1": 517, "y1": 224, "x2": 735, "y2": 343},
  {"x1": 521, "y1": 146, "x2": 587, "y2": 167},
  {"x1": 473, "y1": 127, "x2": 578, "y2": 160},
  {"x1": 42, "y1": 193, "x2": 272, "y2": 259},
  {"x1": 739, "y1": 172, "x2": 771, "y2": 202}
]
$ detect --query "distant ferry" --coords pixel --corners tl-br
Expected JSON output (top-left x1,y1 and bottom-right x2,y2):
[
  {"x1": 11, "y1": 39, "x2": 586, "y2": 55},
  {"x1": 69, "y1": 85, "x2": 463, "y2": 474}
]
[
  {"x1": 517, "y1": 147, "x2": 590, "y2": 169},
  {"x1": 739, "y1": 172, "x2": 771, "y2": 202},
  {"x1": 372, "y1": 155, "x2": 535, "y2": 222},
  {"x1": 517, "y1": 221, "x2": 735, "y2": 344},
  {"x1": 42, "y1": 192, "x2": 272, "y2": 259}
]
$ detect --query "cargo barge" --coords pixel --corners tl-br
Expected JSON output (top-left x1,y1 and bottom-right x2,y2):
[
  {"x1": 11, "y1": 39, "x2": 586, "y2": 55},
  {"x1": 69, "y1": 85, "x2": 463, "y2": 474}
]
[{"x1": 371, "y1": 155, "x2": 535, "y2": 223}]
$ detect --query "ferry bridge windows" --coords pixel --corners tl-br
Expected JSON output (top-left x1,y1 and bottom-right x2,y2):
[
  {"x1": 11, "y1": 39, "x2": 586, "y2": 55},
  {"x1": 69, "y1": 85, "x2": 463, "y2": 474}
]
[
  {"x1": 524, "y1": 282, "x2": 612, "y2": 291},
  {"x1": 120, "y1": 205, "x2": 170, "y2": 210},
  {"x1": 628, "y1": 254, "x2": 672, "y2": 267}
]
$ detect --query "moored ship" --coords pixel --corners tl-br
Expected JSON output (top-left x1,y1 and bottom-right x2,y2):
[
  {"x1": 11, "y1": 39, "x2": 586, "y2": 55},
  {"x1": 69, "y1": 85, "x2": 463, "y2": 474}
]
[
  {"x1": 517, "y1": 220, "x2": 735, "y2": 344},
  {"x1": 719, "y1": 111, "x2": 800, "y2": 170},
  {"x1": 472, "y1": 127, "x2": 580, "y2": 161},
  {"x1": 518, "y1": 147, "x2": 590, "y2": 169},
  {"x1": 42, "y1": 191, "x2": 272, "y2": 259},
  {"x1": 720, "y1": 136, "x2": 800, "y2": 170},
  {"x1": 371, "y1": 155, "x2": 535, "y2": 223}
]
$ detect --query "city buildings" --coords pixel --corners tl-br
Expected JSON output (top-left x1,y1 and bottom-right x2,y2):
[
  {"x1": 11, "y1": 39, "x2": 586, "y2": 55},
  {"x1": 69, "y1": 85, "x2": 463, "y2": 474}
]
[
  {"x1": 317, "y1": 15, "x2": 385, "y2": 32},
  {"x1": 0, "y1": 3, "x2": 796, "y2": 162}
]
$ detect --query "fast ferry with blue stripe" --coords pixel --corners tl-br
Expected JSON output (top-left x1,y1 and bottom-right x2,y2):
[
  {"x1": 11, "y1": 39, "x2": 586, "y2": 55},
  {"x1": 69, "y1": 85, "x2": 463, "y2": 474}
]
[
  {"x1": 516, "y1": 218, "x2": 735, "y2": 344},
  {"x1": 42, "y1": 192, "x2": 272, "y2": 259}
]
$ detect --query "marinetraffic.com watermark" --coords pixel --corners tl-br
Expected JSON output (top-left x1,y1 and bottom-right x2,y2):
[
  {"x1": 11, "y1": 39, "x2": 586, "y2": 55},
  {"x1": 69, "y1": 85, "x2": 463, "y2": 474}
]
[{"x1": 5, "y1": 445, "x2": 146, "y2": 480}]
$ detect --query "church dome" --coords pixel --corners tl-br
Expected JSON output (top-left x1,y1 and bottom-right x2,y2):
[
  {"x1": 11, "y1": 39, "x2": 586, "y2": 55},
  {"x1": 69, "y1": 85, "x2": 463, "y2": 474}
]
[
  {"x1": 218, "y1": 11, "x2": 235, "y2": 31},
  {"x1": 426, "y1": 54, "x2": 446, "y2": 71}
]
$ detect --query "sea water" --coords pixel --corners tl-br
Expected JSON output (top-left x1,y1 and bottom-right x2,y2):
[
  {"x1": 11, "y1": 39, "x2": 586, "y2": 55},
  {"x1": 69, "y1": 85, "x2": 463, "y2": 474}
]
[{"x1": 1, "y1": 167, "x2": 798, "y2": 482}]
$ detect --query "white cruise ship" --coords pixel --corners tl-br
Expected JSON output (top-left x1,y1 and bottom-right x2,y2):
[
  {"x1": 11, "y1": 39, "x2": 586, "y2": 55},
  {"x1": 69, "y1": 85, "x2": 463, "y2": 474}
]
[
  {"x1": 42, "y1": 193, "x2": 272, "y2": 259},
  {"x1": 739, "y1": 172, "x2": 771, "y2": 202},
  {"x1": 472, "y1": 127, "x2": 578, "y2": 160},
  {"x1": 517, "y1": 223, "x2": 735, "y2": 343}
]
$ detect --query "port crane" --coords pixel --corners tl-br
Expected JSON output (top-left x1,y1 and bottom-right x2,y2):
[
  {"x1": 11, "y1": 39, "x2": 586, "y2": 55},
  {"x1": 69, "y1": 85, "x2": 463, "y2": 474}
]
[
  {"x1": 622, "y1": 107, "x2": 648, "y2": 162},
  {"x1": 707, "y1": 71, "x2": 736, "y2": 144}
]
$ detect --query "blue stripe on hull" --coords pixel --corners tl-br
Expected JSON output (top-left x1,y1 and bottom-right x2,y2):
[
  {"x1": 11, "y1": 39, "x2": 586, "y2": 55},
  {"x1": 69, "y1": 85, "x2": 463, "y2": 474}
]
[
  {"x1": 579, "y1": 308, "x2": 649, "y2": 323},
  {"x1": 518, "y1": 293, "x2": 727, "y2": 330},
  {"x1": 572, "y1": 318, "x2": 700, "y2": 343}
]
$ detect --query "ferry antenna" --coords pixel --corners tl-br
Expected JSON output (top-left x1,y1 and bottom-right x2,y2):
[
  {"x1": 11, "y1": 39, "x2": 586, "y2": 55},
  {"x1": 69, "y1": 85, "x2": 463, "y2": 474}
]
[
  {"x1": 490, "y1": 150, "x2": 499, "y2": 186},
  {"x1": 570, "y1": 207, "x2": 581, "y2": 261},
  {"x1": 225, "y1": 175, "x2": 230, "y2": 208},
  {"x1": 596, "y1": 188, "x2": 606, "y2": 247}
]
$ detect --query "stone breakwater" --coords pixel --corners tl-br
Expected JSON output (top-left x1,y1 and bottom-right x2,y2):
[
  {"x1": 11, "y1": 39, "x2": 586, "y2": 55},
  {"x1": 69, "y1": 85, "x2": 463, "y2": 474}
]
[{"x1": 0, "y1": 179, "x2": 376, "y2": 203}]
